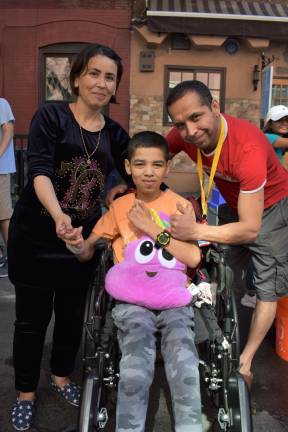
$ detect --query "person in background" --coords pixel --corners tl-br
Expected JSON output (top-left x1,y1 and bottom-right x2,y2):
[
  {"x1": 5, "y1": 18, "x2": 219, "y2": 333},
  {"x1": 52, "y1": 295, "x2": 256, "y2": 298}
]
[
  {"x1": 63, "y1": 131, "x2": 203, "y2": 432},
  {"x1": 240, "y1": 105, "x2": 288, "y2": 308},
  {"x1": 8, "y1": 43, "x2": 130, "y2": 431},
  {"x1": 165, "y1": 80, "x2": 288, "y2": 392},
  {"x1": 264, "y1": 105, "x2": 288, "y2": 168},
  {"x1": 0, "y1": 97, "x2": 16, "y2": 278}
]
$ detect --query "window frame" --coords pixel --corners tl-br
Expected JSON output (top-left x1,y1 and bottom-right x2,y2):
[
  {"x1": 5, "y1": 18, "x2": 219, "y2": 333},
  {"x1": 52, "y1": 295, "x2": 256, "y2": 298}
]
[
  {"x1": 163, "y1": 65, "x2": 226, "y2": 126},
  {"x1": 39, "y1": 43, "x2": 87, "y2": 105},
  {"x1": 271, "y1": 76, "x2": 288, "y2": 107}
]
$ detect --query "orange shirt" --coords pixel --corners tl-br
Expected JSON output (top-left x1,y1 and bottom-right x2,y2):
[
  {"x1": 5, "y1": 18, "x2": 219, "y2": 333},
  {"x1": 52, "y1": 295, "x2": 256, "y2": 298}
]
[{"x1": 93, "y1": 190, "x2": 190, "y2": 263}]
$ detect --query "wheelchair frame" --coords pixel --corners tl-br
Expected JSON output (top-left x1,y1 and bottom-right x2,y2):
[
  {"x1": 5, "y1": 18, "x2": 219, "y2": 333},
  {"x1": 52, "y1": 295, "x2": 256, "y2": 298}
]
[{"x1": 77, "y1": 242, "x2": 252, "y2": 432}]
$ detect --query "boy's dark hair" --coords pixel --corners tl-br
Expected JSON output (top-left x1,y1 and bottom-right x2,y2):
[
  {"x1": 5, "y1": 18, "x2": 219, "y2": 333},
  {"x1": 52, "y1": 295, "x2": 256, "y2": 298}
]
[
  {"x1": 127, "y1": 131, "x2": 169, "y2": 161},
  {"x1": 70, "y1": 43, "x2": 123, "y2": 103},
  {"x1": 166, "y1": 80, "x2": 213, "y2": 111}
]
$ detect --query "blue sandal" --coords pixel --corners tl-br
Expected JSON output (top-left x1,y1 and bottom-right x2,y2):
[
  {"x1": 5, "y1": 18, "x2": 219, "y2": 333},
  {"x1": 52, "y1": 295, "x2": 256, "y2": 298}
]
[
  {"x1": 11, "y1": 399, "x2": 35, "y2": 431},
  {"x1": 50, "y1": 379, "x2": 80, "y2": 407}
]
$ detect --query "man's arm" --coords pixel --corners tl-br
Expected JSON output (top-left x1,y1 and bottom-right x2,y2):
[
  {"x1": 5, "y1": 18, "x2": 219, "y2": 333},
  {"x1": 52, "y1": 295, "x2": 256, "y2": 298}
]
[
  {"x1": 171, "y1": 189, "x2": 264, "y2": 245},
  {"x1": 0, "y1": 121, "x2": 14, "y2": 158},
  {"x1": 128, "y1": 200, "x2": 201, "y2": 268}
]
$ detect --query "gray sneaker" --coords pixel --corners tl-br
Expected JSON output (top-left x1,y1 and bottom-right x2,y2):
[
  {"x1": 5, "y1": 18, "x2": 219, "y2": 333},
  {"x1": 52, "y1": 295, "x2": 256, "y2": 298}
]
[{"x1": 0, "y1": 259, "x2": 8, "y2": 278}]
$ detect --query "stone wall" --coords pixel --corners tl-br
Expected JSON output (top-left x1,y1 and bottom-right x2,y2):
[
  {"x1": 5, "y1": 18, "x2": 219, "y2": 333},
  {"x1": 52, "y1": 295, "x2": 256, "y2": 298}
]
[
  {"x1": 129, "y1": 94, "x2": 262, "y2": 186},
  {"x1": 225, "y1": 99, "x2": 261, "y2": 126}
]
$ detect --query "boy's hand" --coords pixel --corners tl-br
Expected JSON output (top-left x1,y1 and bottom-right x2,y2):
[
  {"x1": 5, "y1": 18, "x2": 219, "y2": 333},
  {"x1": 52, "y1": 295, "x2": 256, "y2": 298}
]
[
  {"x1": 64, "y1": 226, "x2": 85, "y2": 255},
  {"x1": 64, "y1": 226, "x2": 84, "y2": 246},
  {"x1": 128, "y1": 200, "x2": 152, "y2": 232}
]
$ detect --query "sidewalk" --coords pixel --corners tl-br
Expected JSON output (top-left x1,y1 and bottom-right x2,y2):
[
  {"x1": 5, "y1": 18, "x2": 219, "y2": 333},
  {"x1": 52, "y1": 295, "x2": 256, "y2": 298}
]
[{"x1": 0, "y1": 277, "x2": 288, "y2": 431}]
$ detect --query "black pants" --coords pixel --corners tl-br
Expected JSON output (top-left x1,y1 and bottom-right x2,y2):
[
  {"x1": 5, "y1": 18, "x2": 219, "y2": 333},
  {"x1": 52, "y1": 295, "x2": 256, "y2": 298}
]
[{"x1": 13, "y1": 282, "x2": 89, "y2": 392}]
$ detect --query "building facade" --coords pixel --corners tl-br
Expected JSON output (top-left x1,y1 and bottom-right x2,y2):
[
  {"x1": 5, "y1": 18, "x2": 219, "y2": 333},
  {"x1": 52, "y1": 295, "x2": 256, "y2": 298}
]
[
  {"x1": 0, "y1": 0, "x2": 132, "y2": 133},
  {"x1": 129, "y1": 0, "x2": 288, "y2": 192}
]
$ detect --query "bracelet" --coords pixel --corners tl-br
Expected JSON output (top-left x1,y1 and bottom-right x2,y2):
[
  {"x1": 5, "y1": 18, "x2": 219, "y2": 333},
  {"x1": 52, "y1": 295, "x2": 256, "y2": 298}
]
[{"x1": 66, "y1": 243, "x2": 84, "y2": 255}]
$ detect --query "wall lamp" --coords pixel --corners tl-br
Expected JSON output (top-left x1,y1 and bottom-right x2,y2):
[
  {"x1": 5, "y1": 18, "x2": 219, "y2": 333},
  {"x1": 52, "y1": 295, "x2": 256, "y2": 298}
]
[{"x1": 253, "y1": 65, "x2": 260, "y2": 91}]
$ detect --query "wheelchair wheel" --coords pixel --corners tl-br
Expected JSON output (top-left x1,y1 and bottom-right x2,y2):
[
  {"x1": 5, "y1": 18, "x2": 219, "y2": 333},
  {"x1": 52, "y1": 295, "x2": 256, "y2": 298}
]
[
  {"x1": 78, "y1": 353, "x2": 111, "y2": 432},
  {"x1": 82, "y1": 249, "x2": 111, "y2": 372},
  {"x1": 78, "y1": 371, "x2": 99, "y2": 431},
  {"x1": 216, "y1": 287, "x2": 240, "y2": 373},
  {"x1": 217, "y1": 371, "x2": 253, "y2": 432}
]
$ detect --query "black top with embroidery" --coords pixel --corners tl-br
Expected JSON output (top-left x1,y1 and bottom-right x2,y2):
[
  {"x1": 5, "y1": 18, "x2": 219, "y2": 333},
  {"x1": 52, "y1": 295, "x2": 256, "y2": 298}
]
[{"x1": 8, "y1": 102, "x2": 130, "y2": 287}]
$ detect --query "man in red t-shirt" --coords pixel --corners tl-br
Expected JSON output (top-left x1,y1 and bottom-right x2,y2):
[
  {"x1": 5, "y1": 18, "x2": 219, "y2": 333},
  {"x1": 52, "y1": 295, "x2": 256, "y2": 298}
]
[{"x1": 166, "y1": 80, "x2": 288, "y2": 388}]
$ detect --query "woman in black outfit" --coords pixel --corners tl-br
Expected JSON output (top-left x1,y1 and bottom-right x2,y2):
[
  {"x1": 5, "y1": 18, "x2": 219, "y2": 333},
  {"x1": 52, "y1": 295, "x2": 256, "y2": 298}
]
[{"x1": 8, "y1": 43, "x2": 130, "y2": 431}]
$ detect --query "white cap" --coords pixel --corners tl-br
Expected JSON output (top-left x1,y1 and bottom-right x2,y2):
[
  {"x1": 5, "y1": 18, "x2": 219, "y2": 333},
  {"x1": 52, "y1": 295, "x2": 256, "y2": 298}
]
[{"x1": 266, "y1": 105, "x2": 288, "y2": 123}]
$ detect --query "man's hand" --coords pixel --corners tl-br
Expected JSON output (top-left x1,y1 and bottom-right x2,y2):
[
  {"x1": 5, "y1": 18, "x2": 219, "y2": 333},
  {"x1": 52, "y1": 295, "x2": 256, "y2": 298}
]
[
  {"x1": 128, "y1": 200, "x2": 153, "y2": 232},
  {"x1": 170, "y1": 202, "x2": 199, "y2": 241},
  {"x1": 105, "y1": 184, "x2": 128, "y2": 207}
]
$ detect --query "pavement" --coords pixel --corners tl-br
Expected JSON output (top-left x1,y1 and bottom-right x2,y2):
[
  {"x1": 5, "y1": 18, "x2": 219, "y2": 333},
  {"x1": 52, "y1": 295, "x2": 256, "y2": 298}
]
[{"x1": 0, "y1": 276, "x2": 288, "y2": 432}]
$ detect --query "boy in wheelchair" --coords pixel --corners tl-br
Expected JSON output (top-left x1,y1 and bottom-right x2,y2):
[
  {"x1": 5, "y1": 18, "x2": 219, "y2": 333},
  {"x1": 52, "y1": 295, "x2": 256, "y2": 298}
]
[{"x1": 63, "y1": 131, "x2": 204, "y2": 432}]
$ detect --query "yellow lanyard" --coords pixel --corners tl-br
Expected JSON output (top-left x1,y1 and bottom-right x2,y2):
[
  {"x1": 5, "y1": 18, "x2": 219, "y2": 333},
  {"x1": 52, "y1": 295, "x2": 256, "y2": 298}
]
[{"x1": 197, "y1": 116, "x2": 225, "y2": 218}]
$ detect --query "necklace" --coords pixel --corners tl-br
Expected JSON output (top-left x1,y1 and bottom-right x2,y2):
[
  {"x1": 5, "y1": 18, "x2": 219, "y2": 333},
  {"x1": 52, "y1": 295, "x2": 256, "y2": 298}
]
[{"x1": 79, "y1": 125, "x2": 101, "y2": 165}]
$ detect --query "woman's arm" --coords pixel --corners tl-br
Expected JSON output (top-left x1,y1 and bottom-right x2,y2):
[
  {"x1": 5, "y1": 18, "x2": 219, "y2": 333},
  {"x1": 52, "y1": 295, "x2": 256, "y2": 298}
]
[
  {"x1": 128, "y1": 200, "x2": 201, "y2": 269},
  {"x1": 33, "y1": 175, "x2": 73, "y2": 237}
]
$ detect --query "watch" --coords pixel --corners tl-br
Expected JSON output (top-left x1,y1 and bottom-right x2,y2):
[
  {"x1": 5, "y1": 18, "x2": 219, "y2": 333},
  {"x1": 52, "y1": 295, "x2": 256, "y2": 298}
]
[{"x1": 154, "y1": 230, "x2": 171, "y2": 249}]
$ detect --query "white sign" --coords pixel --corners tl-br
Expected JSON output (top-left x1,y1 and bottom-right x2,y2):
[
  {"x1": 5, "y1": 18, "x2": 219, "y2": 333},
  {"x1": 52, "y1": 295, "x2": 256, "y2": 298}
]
[{"x1": 260, "y1": 66, "x2": 273, "y2": 119}]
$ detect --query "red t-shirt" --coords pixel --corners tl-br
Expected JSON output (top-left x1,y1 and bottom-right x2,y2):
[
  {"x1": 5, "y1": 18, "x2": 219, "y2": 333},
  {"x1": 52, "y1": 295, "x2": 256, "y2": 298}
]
[{"x1": 166, "y1": 114, "x2": 288, "y2": 209}]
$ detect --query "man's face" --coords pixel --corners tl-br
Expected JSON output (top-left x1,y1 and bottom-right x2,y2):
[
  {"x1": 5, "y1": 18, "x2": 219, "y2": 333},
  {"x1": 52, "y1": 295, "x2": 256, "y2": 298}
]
[{"x1": 168, "y1": 91, "x2": 221, "y2": 153}]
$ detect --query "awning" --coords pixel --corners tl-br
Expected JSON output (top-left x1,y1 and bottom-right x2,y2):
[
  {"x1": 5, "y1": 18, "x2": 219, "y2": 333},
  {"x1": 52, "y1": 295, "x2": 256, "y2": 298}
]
[{"x1": 147, "y1": 0, "x2": 288, "y2": 40}]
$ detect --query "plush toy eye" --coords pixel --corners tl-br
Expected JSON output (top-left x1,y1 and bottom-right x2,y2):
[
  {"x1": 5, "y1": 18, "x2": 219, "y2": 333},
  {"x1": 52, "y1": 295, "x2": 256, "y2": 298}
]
[
  {"x1": 158, "y1": 248, "x2": 176, "y2": 269},
  {"x1": 135, "y1": 240, "x2": 156, "y2": 264}
]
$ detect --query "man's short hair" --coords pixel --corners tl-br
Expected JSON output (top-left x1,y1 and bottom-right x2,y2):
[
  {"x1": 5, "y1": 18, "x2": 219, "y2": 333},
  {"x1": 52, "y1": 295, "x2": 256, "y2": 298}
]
[{"x1": 166, "y1": 80, "x2": 213, "y2": 110}]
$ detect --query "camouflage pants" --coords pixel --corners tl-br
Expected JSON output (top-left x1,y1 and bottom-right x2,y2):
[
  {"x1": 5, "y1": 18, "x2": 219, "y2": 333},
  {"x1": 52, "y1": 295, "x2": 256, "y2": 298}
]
[{"x1": 112, "y1": 304, "x2": 202, "y2": 432}]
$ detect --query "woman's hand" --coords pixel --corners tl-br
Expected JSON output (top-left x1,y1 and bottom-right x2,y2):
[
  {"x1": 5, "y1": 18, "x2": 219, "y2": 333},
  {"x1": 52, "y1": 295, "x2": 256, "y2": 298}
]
[
  {"x1": 128, "y1": 200, "x2": 153, "y2": 233},
  {"x1": 55, "y1": 213, "x2": 74, "y2": 239},
  {"x1": 105, "y1": 184, "x2": 128, "y2": 207}
]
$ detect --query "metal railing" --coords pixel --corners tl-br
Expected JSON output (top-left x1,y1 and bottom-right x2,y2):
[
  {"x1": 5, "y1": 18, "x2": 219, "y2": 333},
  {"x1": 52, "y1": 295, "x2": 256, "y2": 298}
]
[{"x1": 11, "y1": 134, "x2": 28, "y2": 204}]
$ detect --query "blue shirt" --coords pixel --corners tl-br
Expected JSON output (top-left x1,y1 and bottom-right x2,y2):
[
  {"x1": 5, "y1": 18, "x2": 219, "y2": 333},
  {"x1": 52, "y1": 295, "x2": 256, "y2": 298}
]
[
  {"x1": 0, "y1": 98, "x2": 16, "y2": 173},
  {"x1": 265, "y1": 133, "x2": 283, "y2": 160}
]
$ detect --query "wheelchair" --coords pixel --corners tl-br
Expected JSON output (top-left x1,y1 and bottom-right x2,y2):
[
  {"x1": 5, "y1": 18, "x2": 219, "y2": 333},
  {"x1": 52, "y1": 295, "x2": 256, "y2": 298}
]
[{"x1": 77, "y1": 241, "x2": 253, "y2": 432}]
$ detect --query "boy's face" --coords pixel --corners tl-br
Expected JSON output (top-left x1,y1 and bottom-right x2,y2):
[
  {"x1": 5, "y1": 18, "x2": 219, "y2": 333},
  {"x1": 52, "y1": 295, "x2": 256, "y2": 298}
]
[{"x1": 125, "y1": 147, "x2": 170, "y2": 200}]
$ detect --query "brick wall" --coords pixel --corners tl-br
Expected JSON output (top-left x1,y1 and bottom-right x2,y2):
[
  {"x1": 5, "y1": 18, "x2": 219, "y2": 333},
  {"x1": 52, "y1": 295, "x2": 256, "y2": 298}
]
[
  {"x1": 0, "y1": 0, "x2": 132, "y2": 8},
  {"x1": 0, "y1": 4, "x2": 131, "y2": 133}
]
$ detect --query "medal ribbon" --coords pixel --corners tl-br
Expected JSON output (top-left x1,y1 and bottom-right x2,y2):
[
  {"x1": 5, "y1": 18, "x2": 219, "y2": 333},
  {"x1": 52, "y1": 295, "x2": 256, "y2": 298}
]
[{"x1": 197, "y1": 116, "x2": 225, "y2": 218}]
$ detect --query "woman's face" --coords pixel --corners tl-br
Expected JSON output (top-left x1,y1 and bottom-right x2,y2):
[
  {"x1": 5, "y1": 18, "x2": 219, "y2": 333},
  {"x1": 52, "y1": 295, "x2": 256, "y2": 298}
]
[
  {"x1": 74, "y1": 54, "x2": 118, "y2": 109},
  {"x1": 271, "y1": 116, "x2": 288, "y2": 135}
]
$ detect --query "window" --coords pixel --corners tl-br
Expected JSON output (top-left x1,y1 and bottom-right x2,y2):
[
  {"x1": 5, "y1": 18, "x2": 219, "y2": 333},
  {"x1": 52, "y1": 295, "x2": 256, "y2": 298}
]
[
  {"x1": 272, "y1": 78, "x2": 288, "y2": 107},
  {"x1": 164, "y1": 66, "x2": 225, "y2": 124},
  {"x1": 40, "y1": 43, "x2": 87, "y2": 104}
]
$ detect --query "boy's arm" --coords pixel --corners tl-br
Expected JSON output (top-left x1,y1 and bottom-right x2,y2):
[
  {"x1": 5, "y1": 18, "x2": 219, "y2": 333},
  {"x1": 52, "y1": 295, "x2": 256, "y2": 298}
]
[
  {"x1": 64, "y1": 228, "x2": 101, "y2": 262},
  {"x1": 128, "y1": 200, "x2": 201, "y2": 269}
]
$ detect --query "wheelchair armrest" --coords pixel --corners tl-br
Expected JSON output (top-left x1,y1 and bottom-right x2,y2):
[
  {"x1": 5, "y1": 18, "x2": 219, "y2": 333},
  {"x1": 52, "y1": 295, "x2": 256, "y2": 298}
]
[
  {"x1": 94, "y1": 238, "x2": 110, "y2": 253},
  {"x1": 194, "y1": 304, "x2": 224, "y2": 346}
]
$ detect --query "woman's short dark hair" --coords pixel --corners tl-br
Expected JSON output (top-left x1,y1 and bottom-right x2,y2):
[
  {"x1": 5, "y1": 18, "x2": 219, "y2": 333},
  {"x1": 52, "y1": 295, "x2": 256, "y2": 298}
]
[
  {"x1": 70, "y1": 43, "x2": 123, "y2": 103},
  {"x1": 128, "y1": 131, "x2": 169, "y2": 161},
  {"x1": 166, "y1": 80, "x2": 213, "y2": 110}
]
